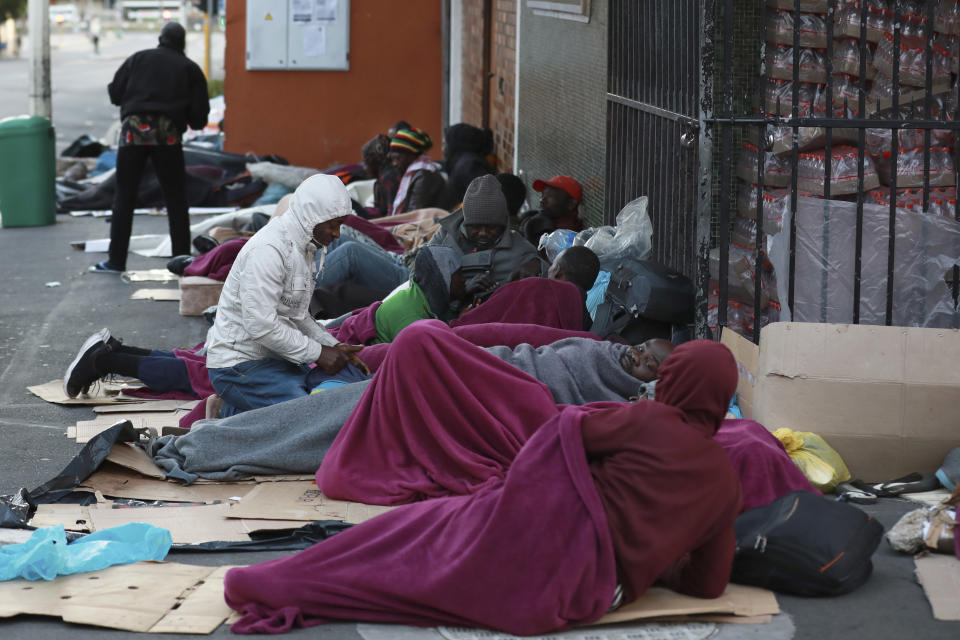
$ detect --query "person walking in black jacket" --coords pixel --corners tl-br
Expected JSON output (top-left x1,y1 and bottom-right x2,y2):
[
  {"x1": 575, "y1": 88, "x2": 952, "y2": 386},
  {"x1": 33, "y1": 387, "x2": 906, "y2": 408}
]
[{"x1": 92, "y1": 22, "x2": 209, "y2": 273}]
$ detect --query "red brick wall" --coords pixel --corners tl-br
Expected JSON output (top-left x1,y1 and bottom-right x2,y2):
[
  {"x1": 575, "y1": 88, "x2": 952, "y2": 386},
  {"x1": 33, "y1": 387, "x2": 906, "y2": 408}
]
[
  {"x1": 459, "y1": 0, "x2": 516, "y2": 172},
  {"x1": 490, "y1": 0, "x2": 516, "y2": 171}
]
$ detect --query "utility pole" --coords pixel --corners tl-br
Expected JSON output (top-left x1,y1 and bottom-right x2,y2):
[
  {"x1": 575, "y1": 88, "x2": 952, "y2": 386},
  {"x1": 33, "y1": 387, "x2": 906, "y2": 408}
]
[{"x1": 27, "y1": 0, "x2": 52, "y2": 118}]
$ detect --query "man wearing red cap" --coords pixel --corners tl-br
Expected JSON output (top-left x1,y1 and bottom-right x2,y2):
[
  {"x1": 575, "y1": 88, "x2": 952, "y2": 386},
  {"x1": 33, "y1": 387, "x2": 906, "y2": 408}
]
[{"x1": 518, "y1": 175, "x2": 584, "y2": 245}]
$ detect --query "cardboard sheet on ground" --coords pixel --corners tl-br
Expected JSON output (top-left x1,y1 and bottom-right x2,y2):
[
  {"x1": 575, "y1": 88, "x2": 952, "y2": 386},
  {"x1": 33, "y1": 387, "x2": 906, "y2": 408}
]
[
  {"x1": 0, "y1": 562, "x2": 234, "y2": 633},
  {"x1": 94, "y1": 399, "x2": 198, "y2": 413},
  {"x1": 89, "y1": 503, "x2": 310, "y2": 544},
  {"x1": 131, "y1": 287, "x2": 181, "y2": 301},
  {"x1": 905, "y1": 489, "x2": 954, "y2": 508},
  {"x1": 28, "y1": 379, "x2": 142, "y2": 406},
  {"x1": 916, "y1": 554, "x2": 960, "y2": 621},
  {"x1": 227, "y1": 480, "x2": 395, "y2": 524},
  {"x1": 121, "y1": 268, "x2": 179, "y2": 282},
  {"x1": 31, "y1": 502, "x2": 306, "y2": 544},
  {"x1": 436, "y1": 623, "x2": 718, "y2": 640},
  {"x1": 78, "y1": 464, "x2": 257, "y2": 503},
  {"x1": 71, "y1": 412, "x2": 189, "y2": 443}
]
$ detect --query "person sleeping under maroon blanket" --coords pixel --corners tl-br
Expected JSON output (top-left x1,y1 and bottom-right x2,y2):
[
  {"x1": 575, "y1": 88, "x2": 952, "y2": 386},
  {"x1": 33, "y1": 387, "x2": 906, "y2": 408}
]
[{"x1": 223, "y1": 337, "x2": 742, "y2": 635}]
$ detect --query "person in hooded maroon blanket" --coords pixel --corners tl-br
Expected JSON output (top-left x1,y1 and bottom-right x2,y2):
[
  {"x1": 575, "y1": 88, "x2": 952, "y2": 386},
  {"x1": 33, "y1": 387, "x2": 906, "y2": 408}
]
[{"x1": 222, "y1": 340, "x2": 741, "y2": 635}]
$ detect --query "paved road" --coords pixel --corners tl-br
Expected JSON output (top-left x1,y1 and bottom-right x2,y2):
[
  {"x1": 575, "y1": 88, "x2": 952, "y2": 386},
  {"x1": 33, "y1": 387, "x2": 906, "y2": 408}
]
[{"x1": 0, "y1": 28, "x2": 224, "y2": 153}]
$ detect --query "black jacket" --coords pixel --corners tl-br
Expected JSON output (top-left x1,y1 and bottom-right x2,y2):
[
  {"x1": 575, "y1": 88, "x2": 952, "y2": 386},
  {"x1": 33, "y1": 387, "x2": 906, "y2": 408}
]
[{"x1": 108, "y1": 44, "x2": 209, "y2": 133}]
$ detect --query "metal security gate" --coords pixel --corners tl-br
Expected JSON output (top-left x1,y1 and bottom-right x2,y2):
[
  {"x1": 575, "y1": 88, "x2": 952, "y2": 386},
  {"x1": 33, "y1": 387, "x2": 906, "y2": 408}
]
[{"x1": 608, "y1": 0, "x2": 960, "y2": 340}]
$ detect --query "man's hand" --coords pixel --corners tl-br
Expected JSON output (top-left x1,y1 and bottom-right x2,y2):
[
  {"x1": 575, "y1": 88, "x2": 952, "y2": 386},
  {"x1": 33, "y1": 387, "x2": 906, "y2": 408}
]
[
  {"x1": 465, "y1": 272, "x2": 498, "y2": 297},
  {"x1": 334, "y1": 343, "x2": 371, "y2": 375}
]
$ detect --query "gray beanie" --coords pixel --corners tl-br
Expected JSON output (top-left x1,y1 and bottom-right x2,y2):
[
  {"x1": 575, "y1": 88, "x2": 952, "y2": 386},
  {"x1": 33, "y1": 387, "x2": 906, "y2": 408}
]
[{"x1": 462, "y1": 174, "x2": 509, "y2": 227}]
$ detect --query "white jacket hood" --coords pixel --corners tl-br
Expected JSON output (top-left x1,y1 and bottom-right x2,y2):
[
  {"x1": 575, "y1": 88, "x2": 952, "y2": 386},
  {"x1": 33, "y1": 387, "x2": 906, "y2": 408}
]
[{"x1": 280, "y1": 173, "x2": 352, "y2": 246}]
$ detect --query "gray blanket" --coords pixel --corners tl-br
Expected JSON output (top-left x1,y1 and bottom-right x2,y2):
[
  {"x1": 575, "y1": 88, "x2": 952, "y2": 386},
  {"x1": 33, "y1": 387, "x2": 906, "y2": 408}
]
[
  {"x1": 485, "y1": 338, "x2": 638, "y2": 404},
  {"x1": 149, "y1": 339, "x2": 639, "y2": 483},
  {"x1": 147, "y1": 380, "x2": 370, "y2": 484}
]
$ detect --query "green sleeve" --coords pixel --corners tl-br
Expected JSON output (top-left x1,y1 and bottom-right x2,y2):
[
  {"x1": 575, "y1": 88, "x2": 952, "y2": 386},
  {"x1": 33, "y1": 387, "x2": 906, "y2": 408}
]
[{"x1": 373, "y1": 282, "x2": 437, "y2": 344}]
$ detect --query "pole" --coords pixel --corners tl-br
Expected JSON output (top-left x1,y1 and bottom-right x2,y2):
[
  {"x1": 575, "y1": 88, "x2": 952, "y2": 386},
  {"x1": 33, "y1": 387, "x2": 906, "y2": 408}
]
[
  {"x1": 27, "y1": 0, "x2": 52, "y2": 119},
  {"x1": 203, "y1": 0, "x2": 211, "y2": 78}
]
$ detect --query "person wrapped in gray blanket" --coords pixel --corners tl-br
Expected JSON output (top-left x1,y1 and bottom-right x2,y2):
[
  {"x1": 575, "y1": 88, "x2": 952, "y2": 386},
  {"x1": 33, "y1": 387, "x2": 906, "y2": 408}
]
[{"x1": 148, "y1": 334, "x2": 674, "y2": 484}]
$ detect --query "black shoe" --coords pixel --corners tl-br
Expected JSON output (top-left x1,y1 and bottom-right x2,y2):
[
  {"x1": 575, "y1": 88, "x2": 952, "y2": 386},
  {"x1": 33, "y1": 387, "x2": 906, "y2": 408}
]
[
  {"x1": 88, "y1": 260, "x2": 124, "y2": 274},
  {"x1": 192, "y1": 234, "x2": 219, "y2": 254},
  {"x1": 63, "y1": 328, "x2": 111, "y2": 398},
  {"x1": 166, "y1": 254, "x2": 194, "y2": 276}
]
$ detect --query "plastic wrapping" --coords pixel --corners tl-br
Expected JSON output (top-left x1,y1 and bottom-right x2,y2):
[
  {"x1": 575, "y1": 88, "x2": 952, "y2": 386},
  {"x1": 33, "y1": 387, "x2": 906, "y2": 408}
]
[
  {"x1": 769, "y1": 196, "x2": 960, "y2": 327},
  {"x1": 834, "y1": 0, "x2": 891, "y2": 42},
  {"x1": 797, "y1": 145, "x2": 882, "y2": 195},
  {"x1": 764, "y1": 79, "x2": 823, "y2": 116},
  {"x1": 571, "y1": 196, "x2": 653, "y2": 270},
  {"x1": 245, "y1": 161, "x2": 319, "y2": 189},
  {"x1": 708, "y1": 243, "x2": 779, "y2": 308},
  {"x1": 0, "y1": 523, "x2": 171, "y2": 581},
  {"x1": 766, "y1": 45, "x2": 828, "y2": 83},
  {"x1": 737, "y1": 183, "x2": 788, "y2": 224},
  {"x1": 867, "y1": 186, "x2": 958, "y2": 218},
  {"x1": 766, "y1": 0, "x2": 829, "y2": 12},
  {"x1": 737, "y1": 142, "x2": 793, "y2": 187},
  {"x1": 936, "y1": 0, "x2": 960, "y2": 35},
  {"x1": 874, "y1": 147, "x2": 957, "y2": 188},
  {"x1": 537, "y1": 228, "x2": 577, "y2": 263},
  {"x1": 873, "y1": 32, "x2": 953, "y2": 87},
  {"x1": 707, "y1": 285, "x2": 780, "y2": 338},
  {"x1": 766, "y1": 10, "x2": 829, "y2": 48},
  {"x1": 774, "y1": 428, "x2": 852, "y2": 493},
  {"x1": 832, "y1": 37, "x2": 875, "y2": 78}
]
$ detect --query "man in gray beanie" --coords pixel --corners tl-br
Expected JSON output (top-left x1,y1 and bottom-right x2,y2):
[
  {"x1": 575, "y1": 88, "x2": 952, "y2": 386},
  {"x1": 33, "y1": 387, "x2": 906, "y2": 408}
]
[{"x1": 429, "y1": 175, "x2": 543, "y2": 300}]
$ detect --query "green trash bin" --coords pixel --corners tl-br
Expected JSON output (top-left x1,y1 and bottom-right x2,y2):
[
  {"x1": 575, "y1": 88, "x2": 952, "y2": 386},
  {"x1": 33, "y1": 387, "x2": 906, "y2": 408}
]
[{"x1": 0, "y1": 115, "x2": 56, "y2": 228}]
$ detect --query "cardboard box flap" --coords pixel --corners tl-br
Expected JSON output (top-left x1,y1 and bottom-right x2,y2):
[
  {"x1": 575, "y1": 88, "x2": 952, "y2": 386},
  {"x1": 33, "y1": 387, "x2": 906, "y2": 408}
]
[
  {"x1": 720, "y1": 328, "x2": 758, "y2": 420},
  {"x1": 759, "y1": 323, "x2": 908, "y2": 383}
]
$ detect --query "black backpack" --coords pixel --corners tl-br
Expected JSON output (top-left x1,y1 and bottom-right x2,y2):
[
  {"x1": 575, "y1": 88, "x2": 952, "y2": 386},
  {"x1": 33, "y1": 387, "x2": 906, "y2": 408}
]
[
  {"x1": 590, "y1": 258, "x2": 695, "y2": 342},
  {"x1": 732, "y1": 491, "x2": 885, "y2": 596}
]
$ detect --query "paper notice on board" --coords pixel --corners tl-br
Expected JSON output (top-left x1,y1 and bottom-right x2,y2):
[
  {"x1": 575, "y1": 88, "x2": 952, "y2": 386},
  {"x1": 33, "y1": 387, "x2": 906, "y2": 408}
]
[
  {"x1": 303, "y1": 24, "x2": 326, "y2": 57},
  {"x1": 315, "y1": 0, "x2": 336, "y2": 21},
  {"x1": 291, "y1": 0, "x2": 311, "y2": 22}
]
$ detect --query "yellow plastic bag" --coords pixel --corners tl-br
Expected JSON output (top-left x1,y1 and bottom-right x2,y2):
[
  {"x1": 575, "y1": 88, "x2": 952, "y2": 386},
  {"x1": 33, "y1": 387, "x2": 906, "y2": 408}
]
[{"x1": 774, "y1": 428, "x2": 851, "y2": 493}]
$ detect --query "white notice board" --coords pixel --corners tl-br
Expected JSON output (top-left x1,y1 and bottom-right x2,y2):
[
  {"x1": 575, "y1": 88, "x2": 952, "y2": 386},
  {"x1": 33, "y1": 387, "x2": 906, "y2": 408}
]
[{"x1": 246, "y1": 0, "x2": 349, "y2": 70}]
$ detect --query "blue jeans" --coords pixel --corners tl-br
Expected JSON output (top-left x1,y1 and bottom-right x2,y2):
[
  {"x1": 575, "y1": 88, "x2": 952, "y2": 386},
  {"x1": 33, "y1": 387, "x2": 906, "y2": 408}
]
[
  {"x1": 208, "y1": 358, "x2": 312, "y2": 417},
  {"x1": 317, "y1": 241, "x2": 409, "y2": 291}
]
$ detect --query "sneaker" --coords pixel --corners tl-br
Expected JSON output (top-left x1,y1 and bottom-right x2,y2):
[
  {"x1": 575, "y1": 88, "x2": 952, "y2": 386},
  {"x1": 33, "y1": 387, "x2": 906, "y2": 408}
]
[
  {"x1": 88, "y1": 261, "x2": 123, "y2": 274},
  {"x1": 63, "y1": 328, "x2": 111, "y2": 398}
]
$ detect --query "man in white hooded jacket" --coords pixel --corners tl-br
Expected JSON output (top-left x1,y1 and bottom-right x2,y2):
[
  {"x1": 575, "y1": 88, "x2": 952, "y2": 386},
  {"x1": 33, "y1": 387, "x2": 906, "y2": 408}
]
[{"x1": 206, "y1": 175, "x2": 366, "y2": 417}]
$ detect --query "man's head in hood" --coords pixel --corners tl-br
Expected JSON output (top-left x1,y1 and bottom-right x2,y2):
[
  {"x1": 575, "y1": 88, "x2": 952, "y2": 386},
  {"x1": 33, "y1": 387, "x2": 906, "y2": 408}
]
[
  {"x1": 655, "y1": 340, "x2": 737, "y2": 433},
  {"x1": 286, "y1": 174, "x2": 352, "y2": 249},
  {"x1": 159, "y1": 22, "x2": 186, "y2": 53}
]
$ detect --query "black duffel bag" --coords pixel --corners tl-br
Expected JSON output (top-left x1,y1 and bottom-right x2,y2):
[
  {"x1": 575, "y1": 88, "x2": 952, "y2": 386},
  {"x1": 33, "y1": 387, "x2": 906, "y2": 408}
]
[{"x1": 732, "y1": 490, "x2": 885, "y2": 596}]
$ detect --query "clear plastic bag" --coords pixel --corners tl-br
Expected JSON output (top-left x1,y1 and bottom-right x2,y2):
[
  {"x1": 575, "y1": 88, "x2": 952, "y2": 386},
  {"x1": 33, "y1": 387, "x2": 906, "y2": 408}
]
[
  {"x1": 764, "y1": 79, "x2": 823, "y2": 116},
  {"x1": 572, "y1": 196, "x2": 653, "y2": 270},
  {"x1": 873, "y1": 32, "x2": 952, "y2": 87},
  {"x1": 737, "y1": 142, "x2": 793, "y2": 187},
  {"x1": 537, "y1": 228, "x2": 577, "y2": 263},
  {"x1": 774, "y1": 428, "x2": 852, "y2": 493},
  {"x1": 835, "y1": 0, "x2": 891, "y2": 42}
]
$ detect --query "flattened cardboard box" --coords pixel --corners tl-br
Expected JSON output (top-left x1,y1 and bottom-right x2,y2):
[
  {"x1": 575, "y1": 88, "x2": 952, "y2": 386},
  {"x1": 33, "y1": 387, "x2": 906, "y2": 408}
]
[{"x1": 723, "y1": 322, "x2": 960, "y2": 480}]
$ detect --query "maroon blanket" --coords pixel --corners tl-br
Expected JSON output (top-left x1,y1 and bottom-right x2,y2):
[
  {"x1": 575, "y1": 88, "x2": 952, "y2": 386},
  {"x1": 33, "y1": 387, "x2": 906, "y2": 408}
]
[
  {"x1": 225, "y1": 405, "x2": 617, "y2": 635},
  {"x1": 183, "y1": 237, "x2": 248, "y2": 281},
  {"x1": 715, "y1": 419, "x2": 821, "y2": 511},
  {"x1": 342, "y1": 216, "x2": 405, "y2": 254},
  {"x1": 326, "y1": 302, "x2": 381, "y2": 345},
  {"x1": 450, "y1": 278, "x2": 585, "y2": 330},
  {"x1": 318, "y1": 320, "x2": 560, "y2": 504}
]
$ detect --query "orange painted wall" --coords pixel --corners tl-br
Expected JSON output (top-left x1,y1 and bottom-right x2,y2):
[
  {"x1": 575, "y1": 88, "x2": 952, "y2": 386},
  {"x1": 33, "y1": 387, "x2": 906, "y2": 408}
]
[{"x1": 224, "y1": 1, "x2": 444, "y2": 169}]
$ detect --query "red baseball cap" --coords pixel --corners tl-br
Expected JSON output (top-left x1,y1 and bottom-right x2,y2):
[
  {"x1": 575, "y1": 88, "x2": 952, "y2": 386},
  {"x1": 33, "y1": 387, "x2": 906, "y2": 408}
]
[{"x1": 532, "y1": 175, "x2": 582, "y2": 203}]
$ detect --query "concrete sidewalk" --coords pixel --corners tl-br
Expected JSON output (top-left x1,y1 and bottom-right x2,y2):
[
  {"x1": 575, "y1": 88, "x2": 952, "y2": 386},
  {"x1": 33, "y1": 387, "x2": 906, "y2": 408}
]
[{"x1": 0, "y1": 213, "x2": 957, "y2": 639}]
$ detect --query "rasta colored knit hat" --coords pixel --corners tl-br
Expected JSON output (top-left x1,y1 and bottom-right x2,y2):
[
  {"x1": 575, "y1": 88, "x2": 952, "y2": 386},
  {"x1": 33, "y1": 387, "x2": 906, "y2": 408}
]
[
  {"x1": 461, "y1": 174, "x2": 509, "y2": 227},
  {"x1": 390, "y1": 127, "x2": 433, "y2": 155}
]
